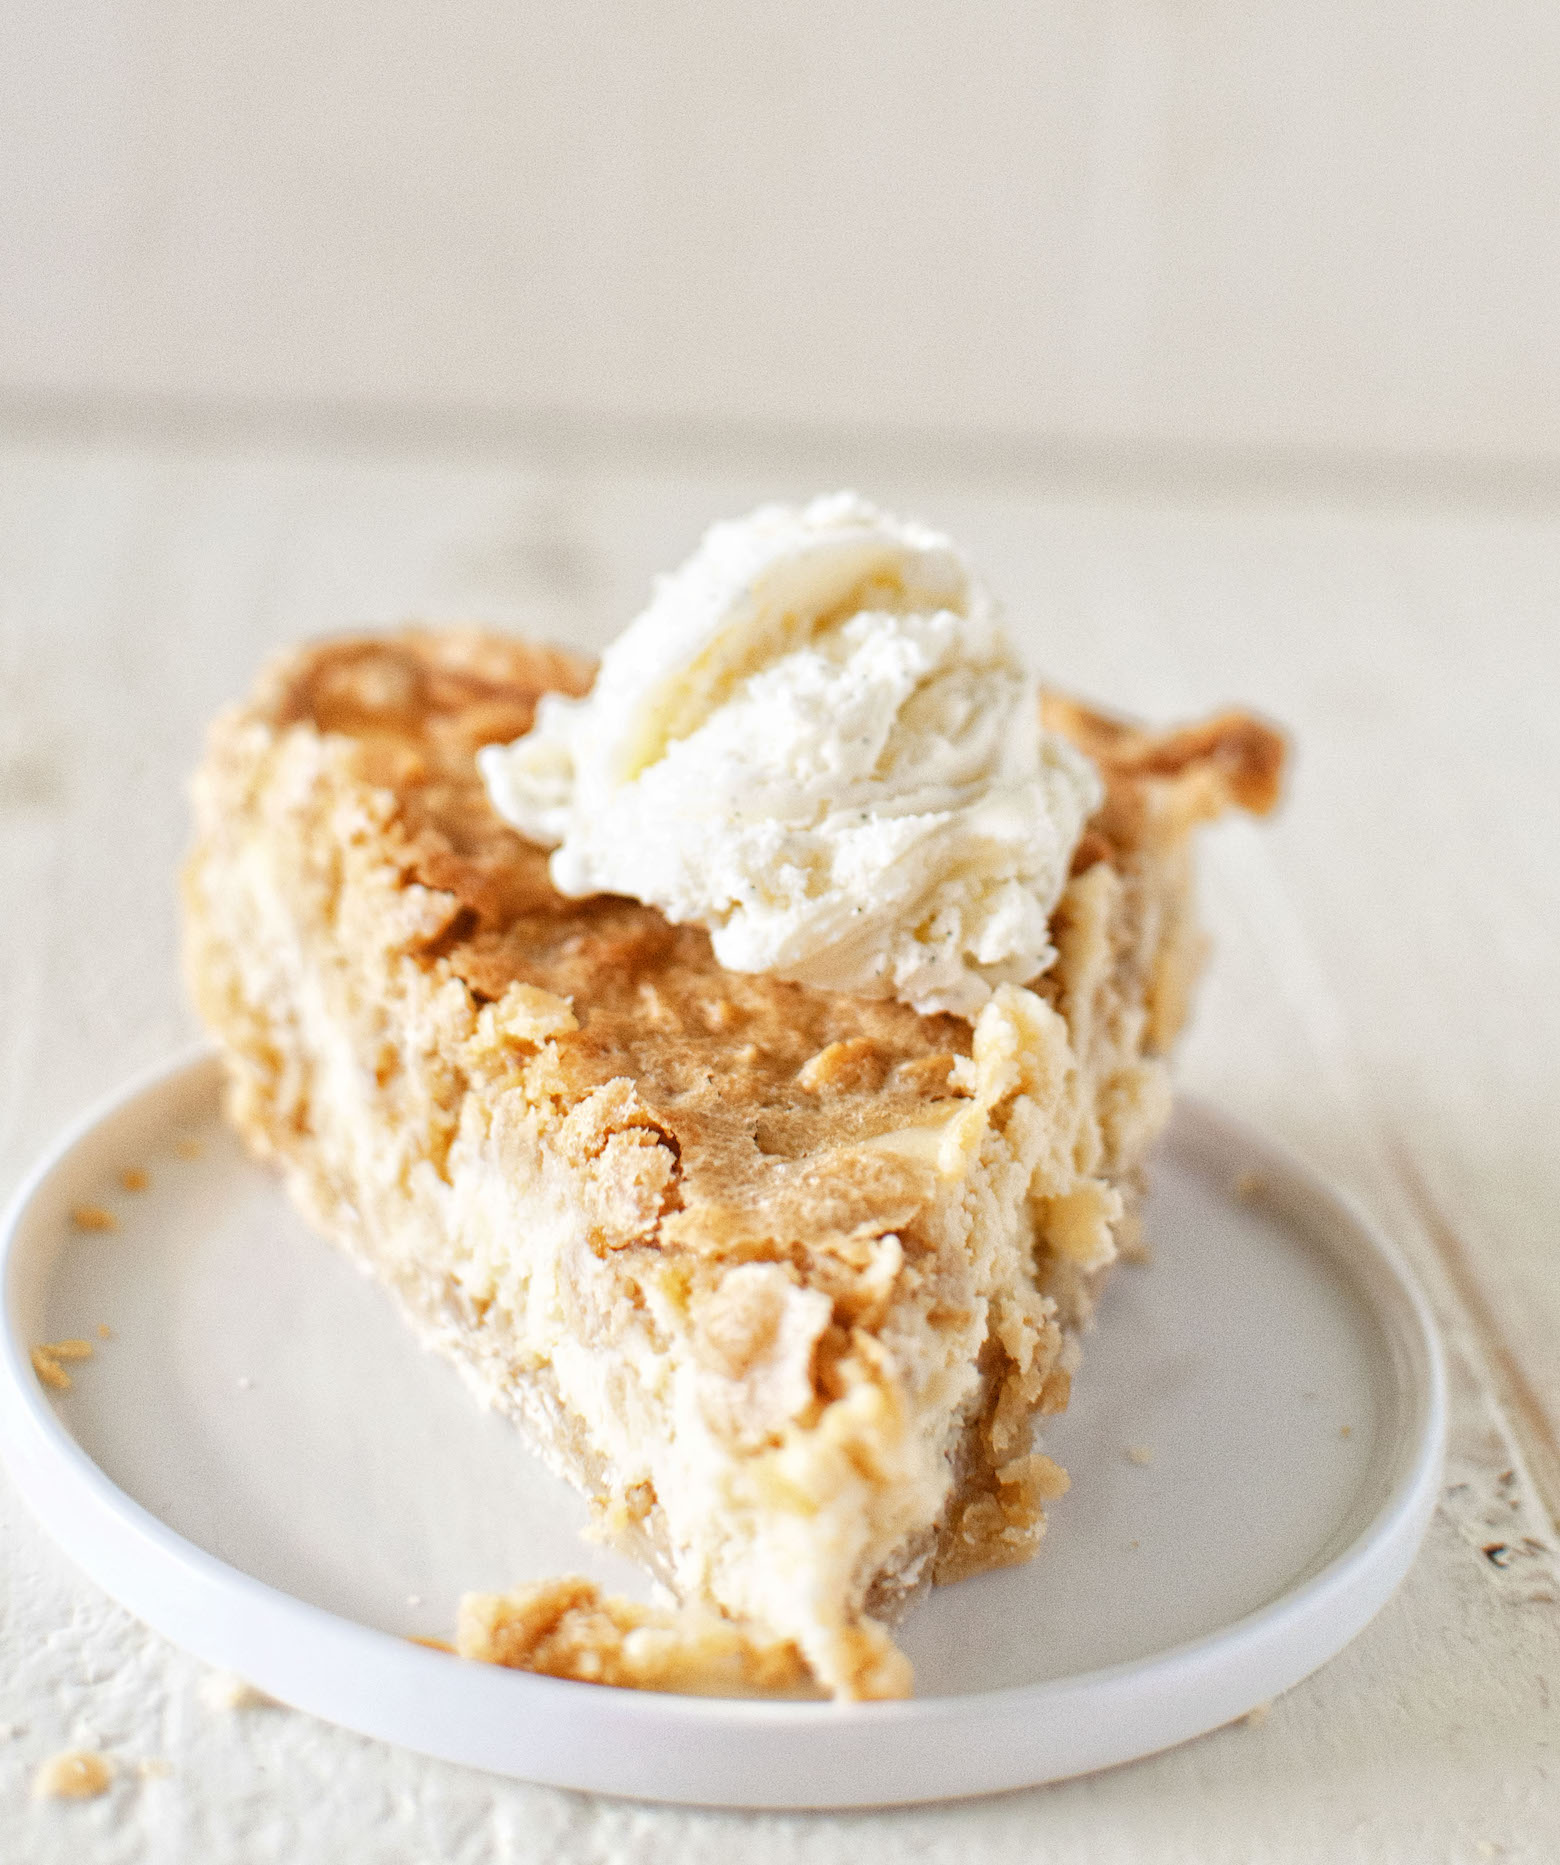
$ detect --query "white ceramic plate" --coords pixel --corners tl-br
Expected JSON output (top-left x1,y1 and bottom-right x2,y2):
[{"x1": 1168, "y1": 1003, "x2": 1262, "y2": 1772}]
[{"x1": 0, "y1": 1051, "x2": 1444, "y2": 1808}]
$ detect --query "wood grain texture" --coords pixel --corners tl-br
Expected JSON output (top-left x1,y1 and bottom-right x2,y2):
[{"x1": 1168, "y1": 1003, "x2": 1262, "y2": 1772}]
[{"x1": 1, "y1": 433, "x2": 1557, "y2": 1860}]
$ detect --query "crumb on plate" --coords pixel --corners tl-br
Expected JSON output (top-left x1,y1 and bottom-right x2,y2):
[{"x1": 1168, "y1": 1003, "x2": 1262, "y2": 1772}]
[
  {"x1": 1125, "y1": 1444, "x2": 1155, "y2": 1466},
  {"x1": 1233, "y1": 1169, "x2": 1265, "y2": 1202},
  {"x1": 30, "y1": 1348, "x2": 71, "y2": 1392},
  {"x1": 457, "y1": 1575, "x2": 814, "y2": 1696},
  {"x1": 119, "y1": 1167, "x2": 150, "y2": 1193},
  {"x1": 69, "y1": 1205, "x2": 117, "y2": 1233},
  {"x1": 31, "y1": 1339, "x2": 94, "y2": 1394}
]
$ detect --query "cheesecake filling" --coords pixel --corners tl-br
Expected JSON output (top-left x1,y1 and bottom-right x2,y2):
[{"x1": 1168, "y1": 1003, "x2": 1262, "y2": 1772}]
[{"x1": 480, "y1": 493, "x2": 1101, "y2": 1018}]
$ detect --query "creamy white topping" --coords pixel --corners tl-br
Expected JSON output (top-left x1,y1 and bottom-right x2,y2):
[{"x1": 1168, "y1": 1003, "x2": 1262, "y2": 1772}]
[{"x1": 480, "y1": 493, "x2": 1101, "y2": 1018}]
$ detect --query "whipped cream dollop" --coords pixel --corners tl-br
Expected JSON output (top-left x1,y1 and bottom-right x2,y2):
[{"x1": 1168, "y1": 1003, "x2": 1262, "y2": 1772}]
[{"x1": 479, "y1": 493, "x2": 1101, "y2": 1018}]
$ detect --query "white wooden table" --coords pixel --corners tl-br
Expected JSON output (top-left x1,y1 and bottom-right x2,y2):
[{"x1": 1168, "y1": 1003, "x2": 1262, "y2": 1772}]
[{"x1": 2, "y1": 423, "x2": 1557, "y2": 1862}]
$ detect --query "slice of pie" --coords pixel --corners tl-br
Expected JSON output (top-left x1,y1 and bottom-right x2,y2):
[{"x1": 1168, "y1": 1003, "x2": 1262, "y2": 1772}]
[{"x1": 183, "y1": 628, "x2": 1282, "y2": 1700}]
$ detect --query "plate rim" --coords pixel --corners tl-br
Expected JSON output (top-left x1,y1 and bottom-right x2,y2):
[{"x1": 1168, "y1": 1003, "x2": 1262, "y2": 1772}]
[{"x1": 0, "y1": 1048, "x2": 1447, "y2": 1808}]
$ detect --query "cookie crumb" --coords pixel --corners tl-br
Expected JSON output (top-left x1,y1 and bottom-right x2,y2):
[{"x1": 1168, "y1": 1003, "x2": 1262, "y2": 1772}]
[
  {"x1": 199, "y1": 1671, "x2": 275, "y2": 1712},
  {"x1": 119, "y1": 1167, "x2": 150, "y2": 1193},
  {"x1": 1233, "y1": 1169, "x2": 1265, "y2": 1202},
  {"x1": 1125, "y1": 1444, "x2": 1155, "y2": 1466},
  {"x1": 1244, "y1": 1700, "x2": 1272, "y2": 1729},
  {"x1": 32, "y1": 1749, "x2": 114, "y2": 1800},
  {"x1": 409, "y1": 1635, "x2": 456, "y2": 1653},
  {"x1": 174, "y1": 1139, "x2": 203, "y2": 1161},
  {"x1": 46, "y1": 1338, "x2": 94, "y2": 1362},
  {"x1": 30, "y1": 1348, "x2": 71, "y2": 1392},
  {"x1": 70, "y1": 1205, "x2": 118, "y2": 1233},
  {"x1": 458, "y1": 1575, "x2": 812, "y2": 1695},
  {"x1": 97, "y1": 1323, "x2": 113, "y2": 1340}
]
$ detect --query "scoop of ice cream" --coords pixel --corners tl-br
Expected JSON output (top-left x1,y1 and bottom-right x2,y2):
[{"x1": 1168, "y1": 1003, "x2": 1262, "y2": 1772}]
[{"x1": 479, "y1": 493, "x2": 1101, "y2": 1018}]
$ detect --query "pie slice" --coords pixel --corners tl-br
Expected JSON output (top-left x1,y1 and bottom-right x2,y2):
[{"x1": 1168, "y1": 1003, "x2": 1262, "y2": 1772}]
[{"x1": 183, "y1": 628, "x2": 1282, "y2": 1700}]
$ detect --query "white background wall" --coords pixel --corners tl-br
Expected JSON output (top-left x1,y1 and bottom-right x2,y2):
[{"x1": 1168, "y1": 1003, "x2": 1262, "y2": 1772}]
[{"x1": 6, "y1": 1, "x2": 1560, "y2": 463}]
